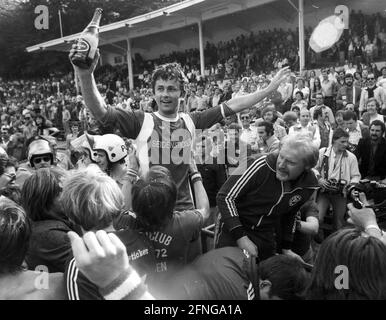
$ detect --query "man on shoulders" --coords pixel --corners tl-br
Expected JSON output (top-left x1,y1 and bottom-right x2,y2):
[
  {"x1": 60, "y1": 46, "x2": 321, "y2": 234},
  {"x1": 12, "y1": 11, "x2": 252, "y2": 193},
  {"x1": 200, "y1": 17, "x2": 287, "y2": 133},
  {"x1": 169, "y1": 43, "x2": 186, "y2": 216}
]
[{"x1": 70, "y1": 47, "x2": 290, "y2": 211}]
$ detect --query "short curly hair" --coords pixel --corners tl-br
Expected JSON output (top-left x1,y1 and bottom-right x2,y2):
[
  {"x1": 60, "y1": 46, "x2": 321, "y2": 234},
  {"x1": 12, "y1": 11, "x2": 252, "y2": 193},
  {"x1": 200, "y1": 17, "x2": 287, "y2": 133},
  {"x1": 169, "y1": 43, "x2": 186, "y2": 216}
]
[{"x1": 151, "y1": 63, "x2": 189, "y2": 91}]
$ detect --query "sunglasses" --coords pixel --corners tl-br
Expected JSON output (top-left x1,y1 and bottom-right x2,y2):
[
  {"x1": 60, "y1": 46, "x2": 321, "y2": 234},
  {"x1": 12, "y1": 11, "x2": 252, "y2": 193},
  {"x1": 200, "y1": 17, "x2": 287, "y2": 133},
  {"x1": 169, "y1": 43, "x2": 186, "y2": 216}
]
[
  {"x1": 367, "y1": 78, "x2": 375, "y2": 80},
  {"x1": 33, "y1": 156, "x2": 51, "y2": 164},
  {"x1": 241, "y1": 116, "x2": 250, "y2": 120}
]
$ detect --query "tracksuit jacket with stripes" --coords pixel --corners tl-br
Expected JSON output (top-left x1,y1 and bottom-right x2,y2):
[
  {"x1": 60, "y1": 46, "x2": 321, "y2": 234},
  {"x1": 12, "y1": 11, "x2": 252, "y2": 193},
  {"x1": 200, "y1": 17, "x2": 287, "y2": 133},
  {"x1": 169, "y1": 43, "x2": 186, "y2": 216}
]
[{"x1": 216, "y1": 152, "x2": 319, "y2": 251}]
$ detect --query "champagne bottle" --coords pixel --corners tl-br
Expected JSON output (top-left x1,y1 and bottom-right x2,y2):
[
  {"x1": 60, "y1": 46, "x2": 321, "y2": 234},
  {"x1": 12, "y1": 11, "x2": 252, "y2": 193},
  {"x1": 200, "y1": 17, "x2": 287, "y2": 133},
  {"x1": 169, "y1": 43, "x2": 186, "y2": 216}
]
[{"x1": 71, "y1": 8, "x2": 103, "y2": 69}]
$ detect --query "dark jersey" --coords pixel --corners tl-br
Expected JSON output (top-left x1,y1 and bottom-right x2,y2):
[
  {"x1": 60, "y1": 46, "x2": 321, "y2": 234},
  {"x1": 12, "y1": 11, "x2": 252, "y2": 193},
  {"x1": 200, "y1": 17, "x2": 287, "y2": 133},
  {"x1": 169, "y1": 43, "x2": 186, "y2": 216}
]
[
  {"x1": 65, "y1": 229, "x2": 157, "y2": 300},
  {"x1": 151, "y1": 247, "x2": 257, "y2": 300},
  {"x1": 145, "y1": 210, "x2": 204, "y2": 279},
  {"x1": 100, "y1": 106, "x2": 229, "y2": 210}
]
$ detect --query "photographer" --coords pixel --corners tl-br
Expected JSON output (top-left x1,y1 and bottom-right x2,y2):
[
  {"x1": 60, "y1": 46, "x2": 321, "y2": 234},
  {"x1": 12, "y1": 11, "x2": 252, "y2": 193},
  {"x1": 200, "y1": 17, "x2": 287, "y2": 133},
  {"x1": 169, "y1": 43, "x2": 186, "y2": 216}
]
[{"x1": 314, "y1": 128, "x2": 361, "y2": 232}]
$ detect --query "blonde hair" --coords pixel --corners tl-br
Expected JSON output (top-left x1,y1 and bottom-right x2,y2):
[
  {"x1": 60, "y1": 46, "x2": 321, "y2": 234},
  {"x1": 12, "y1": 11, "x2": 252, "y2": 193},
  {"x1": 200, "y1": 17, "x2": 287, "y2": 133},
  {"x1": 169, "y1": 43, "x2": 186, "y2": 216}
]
[
  {"x1": 61, "y1": 165, "x2": 123, "y2": 231},
  {"x1": 280, "y1": 134, "x2": 319, "y2": 169}
]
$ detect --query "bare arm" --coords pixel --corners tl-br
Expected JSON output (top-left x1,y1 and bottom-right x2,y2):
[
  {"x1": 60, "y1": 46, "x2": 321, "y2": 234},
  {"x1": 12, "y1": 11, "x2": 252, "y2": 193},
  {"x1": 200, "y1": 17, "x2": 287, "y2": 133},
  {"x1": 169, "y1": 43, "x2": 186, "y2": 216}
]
[
  {"x1": 69, "y1": 47, "x2": 107, "y2": 120},
  {"x1": 189, "y1": 159, "x2": 210, "y2": 222},
  {"x1": 226, "y1": 67, "x2": 291, "y2": 113},
  {"x1": 299, "y1": 216, "x2": 319, "y2": 235}
]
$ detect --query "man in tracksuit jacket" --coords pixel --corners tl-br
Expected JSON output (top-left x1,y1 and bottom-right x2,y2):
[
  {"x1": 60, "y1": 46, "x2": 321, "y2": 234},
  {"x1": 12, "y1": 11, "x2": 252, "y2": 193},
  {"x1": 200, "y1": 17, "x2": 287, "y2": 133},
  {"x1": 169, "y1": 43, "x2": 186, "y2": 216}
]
[{"x1": 215, "y1": 133, "x2": 320, "y2": 260}]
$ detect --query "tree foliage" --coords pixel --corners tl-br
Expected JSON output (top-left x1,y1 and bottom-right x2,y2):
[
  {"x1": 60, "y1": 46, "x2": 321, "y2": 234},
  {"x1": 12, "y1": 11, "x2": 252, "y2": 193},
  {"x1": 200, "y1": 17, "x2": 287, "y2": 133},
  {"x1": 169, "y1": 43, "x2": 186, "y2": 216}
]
[{"x1": 0, "y1": 0, "x2": 182, "y2": 79}]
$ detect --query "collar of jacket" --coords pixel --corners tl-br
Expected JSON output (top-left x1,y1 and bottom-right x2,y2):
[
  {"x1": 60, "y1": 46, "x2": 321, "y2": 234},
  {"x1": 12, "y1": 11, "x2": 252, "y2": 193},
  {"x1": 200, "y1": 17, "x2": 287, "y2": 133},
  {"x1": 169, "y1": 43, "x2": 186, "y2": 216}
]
[{"x1": 266, "y1": 151, "x2": 319, "y2": 189}]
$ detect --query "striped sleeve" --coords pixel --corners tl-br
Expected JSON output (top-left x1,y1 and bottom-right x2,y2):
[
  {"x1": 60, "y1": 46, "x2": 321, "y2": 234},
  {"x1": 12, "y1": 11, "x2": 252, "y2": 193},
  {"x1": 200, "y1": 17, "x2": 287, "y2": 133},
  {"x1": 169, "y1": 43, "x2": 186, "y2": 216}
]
[
  {"x1": 216, "y1": 156, "x2": 267, "y2": 240},
  {"x1": 65, "y1": 258, "x2": 103, "y2": 300}
]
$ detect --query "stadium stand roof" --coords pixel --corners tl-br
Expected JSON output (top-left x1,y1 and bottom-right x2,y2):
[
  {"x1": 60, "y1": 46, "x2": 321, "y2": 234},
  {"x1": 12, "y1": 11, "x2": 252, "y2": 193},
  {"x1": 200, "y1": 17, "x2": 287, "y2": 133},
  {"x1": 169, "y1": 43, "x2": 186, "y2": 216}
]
[{"x1": 26, "y1": 0, "x2": 278, "y2": 53}]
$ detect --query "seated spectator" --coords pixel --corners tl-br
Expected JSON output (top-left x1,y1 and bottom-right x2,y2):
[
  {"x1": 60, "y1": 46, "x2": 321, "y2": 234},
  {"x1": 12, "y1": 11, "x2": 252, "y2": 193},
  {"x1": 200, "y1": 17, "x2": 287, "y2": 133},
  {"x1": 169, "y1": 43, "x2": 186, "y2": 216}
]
[
  {"x1": 0, "y1": 197, "x2": 65, "y2": 299},
  {"x1": 355, "y1": 120, "x2": 386, "y2": 181},
  {"x1": 306, "y1": 228, "x2": 386, "y2": 300},
  {"x1": 22, "y1": 167, "x2": 74, "y2": 273},
  {"x1": 62, "y1": 166, "x2": 157, "y2": 300},
  {"x1": 132, "y1": 164, "x2": 209, "y2": 279},
  {"x1": 361, "y1": 97, "x2": 385, "y2": 126},
  {"x1": 343, "y1": 110, "x2": 370, "y2": 153}
]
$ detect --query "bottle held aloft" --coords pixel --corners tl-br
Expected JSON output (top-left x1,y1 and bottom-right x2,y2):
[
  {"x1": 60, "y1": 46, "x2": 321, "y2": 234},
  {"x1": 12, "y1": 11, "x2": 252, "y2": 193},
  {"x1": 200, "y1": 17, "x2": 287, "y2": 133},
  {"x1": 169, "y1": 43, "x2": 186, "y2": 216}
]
[{"x1": 71, "y1": 8, "x2": 103, "y2": 69}]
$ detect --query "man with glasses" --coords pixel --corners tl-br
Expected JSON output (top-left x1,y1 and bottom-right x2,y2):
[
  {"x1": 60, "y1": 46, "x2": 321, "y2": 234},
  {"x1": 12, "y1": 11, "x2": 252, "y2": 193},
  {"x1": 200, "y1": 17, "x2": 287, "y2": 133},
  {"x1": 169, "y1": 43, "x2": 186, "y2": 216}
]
[
  {"x1": 240, "y1": 110, "x2": 259, "y2": 154},
  {"x1": 359, "y1": 72, "x2": 386, "y2": 116}
]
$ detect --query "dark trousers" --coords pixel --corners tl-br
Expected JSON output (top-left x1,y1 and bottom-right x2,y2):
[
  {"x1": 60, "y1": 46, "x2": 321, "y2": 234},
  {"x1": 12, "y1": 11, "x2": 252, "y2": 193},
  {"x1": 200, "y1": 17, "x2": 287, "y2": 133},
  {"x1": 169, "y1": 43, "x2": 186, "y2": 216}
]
[{"x1": 214, "y1": 220, "x2": 276, "y2": 261}]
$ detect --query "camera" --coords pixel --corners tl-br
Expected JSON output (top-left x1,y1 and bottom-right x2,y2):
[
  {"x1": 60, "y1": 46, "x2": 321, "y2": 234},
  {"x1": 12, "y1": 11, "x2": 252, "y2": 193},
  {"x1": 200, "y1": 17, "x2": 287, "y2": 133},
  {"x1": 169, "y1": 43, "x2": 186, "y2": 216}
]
[
  {"x1": 324, "y1": 179, "x2": 347, "y2": 194},
  {"x1": 347, "y1": 179, "x2": 386, "y2": 211}
]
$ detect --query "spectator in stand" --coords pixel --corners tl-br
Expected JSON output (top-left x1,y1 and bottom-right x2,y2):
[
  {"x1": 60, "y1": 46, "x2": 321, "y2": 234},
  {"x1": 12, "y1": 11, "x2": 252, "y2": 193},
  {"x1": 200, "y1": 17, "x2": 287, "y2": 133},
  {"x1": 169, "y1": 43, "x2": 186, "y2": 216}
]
[
  {"x1": 62, "y1": 105, "x2": 71, "y2": 136},
  {"x1": 256, "y1": 121, "x2": 280, "y2": 154},
  {"x1": 343, "y1": 110, "x2": 370, "y2": 153},
  {"x1": 282, "y1": 111, "x2": 298, "y2": 133},
  {"x1": 313, "y1": 107, "x2": 333, "y2": 149},
  {"x1": 354, "y1": 120, "x2": 386, "y2": 181},
  {"x1": 336, "y1": 73, "x2": 361, "y2": 112},
  {"x1": 359, "y1": 72, "x2": 386, "y2": 116},
  {"x1": 309, "y1": 77, "x2": 322, "y2": 107},
  {"x1": 292, "y1": 77, "x2": 310, "y2": 101},
  {"x1": 259, "y1": 105, "x2": 287, "y2": 141},
  {"x1": 377, "y1": 66, "x2": 386, "y2": 86},
  {"x1": 291, "y1": 91, "x2": 308, "y2": 111},
  {"x1": 361, "y1": 98, "x2": 385, "y2": 126},
  {"x1": 320, "y1": 68, "x2": 336, "y2": 112},
  {"x1": 289, "y1": 109, "x2": 320, "y2": 149},
  {"x1": 240, "y1": 110, "x2": 259, "y2": 152},
  {"x1": 335, "y1": 110, "x2": 345, "y2": 130},
  {"x1": 353, "y1": 71, "x2": 363, "y2": 88},
  {"x1": 309, "y1": 92, "x2": 335, "y2": 127}
]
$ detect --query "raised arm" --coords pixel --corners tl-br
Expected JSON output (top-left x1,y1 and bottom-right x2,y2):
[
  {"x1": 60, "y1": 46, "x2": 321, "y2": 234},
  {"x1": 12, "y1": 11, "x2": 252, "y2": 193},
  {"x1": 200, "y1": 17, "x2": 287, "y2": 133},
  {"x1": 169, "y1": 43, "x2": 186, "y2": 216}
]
[
  {"x1": 189, "y1": 158, "x2": 210, "y2": 222},
  {"x1": 226, "y1": 67, "x2": 291, "y2": 113},
  {"x1": 69, "y1": 47, "x2": 107, "y2": 121}
]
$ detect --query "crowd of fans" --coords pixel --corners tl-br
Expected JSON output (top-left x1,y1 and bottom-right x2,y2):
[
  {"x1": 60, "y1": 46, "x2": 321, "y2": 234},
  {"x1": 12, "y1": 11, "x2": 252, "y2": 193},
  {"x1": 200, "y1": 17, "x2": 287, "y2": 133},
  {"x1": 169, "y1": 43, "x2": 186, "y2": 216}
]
[{"x1": 1, "y1": 9, "x2": 386, "y2": 301}]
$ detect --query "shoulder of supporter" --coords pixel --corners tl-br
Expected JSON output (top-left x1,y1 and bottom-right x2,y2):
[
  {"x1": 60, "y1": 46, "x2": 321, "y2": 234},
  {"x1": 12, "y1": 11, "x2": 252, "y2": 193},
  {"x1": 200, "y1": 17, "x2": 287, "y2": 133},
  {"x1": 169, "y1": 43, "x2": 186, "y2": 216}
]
[
  {"x1": 100, "y1": 106, "x2": 144, "y2": 139},
  {"x1": 172, "y1": 209, "x2": 205, "y2": 240}
]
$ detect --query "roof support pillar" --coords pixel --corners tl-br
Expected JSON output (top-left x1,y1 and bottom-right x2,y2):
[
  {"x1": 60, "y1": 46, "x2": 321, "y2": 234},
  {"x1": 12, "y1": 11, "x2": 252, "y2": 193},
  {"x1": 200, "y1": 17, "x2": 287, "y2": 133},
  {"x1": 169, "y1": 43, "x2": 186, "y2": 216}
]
[
  {"x1": 126, "y1": 38, "x2": 134, "y2": 90},
  {"x1": 197, "y1": 18, "x2": 205, "y2": 78}
]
